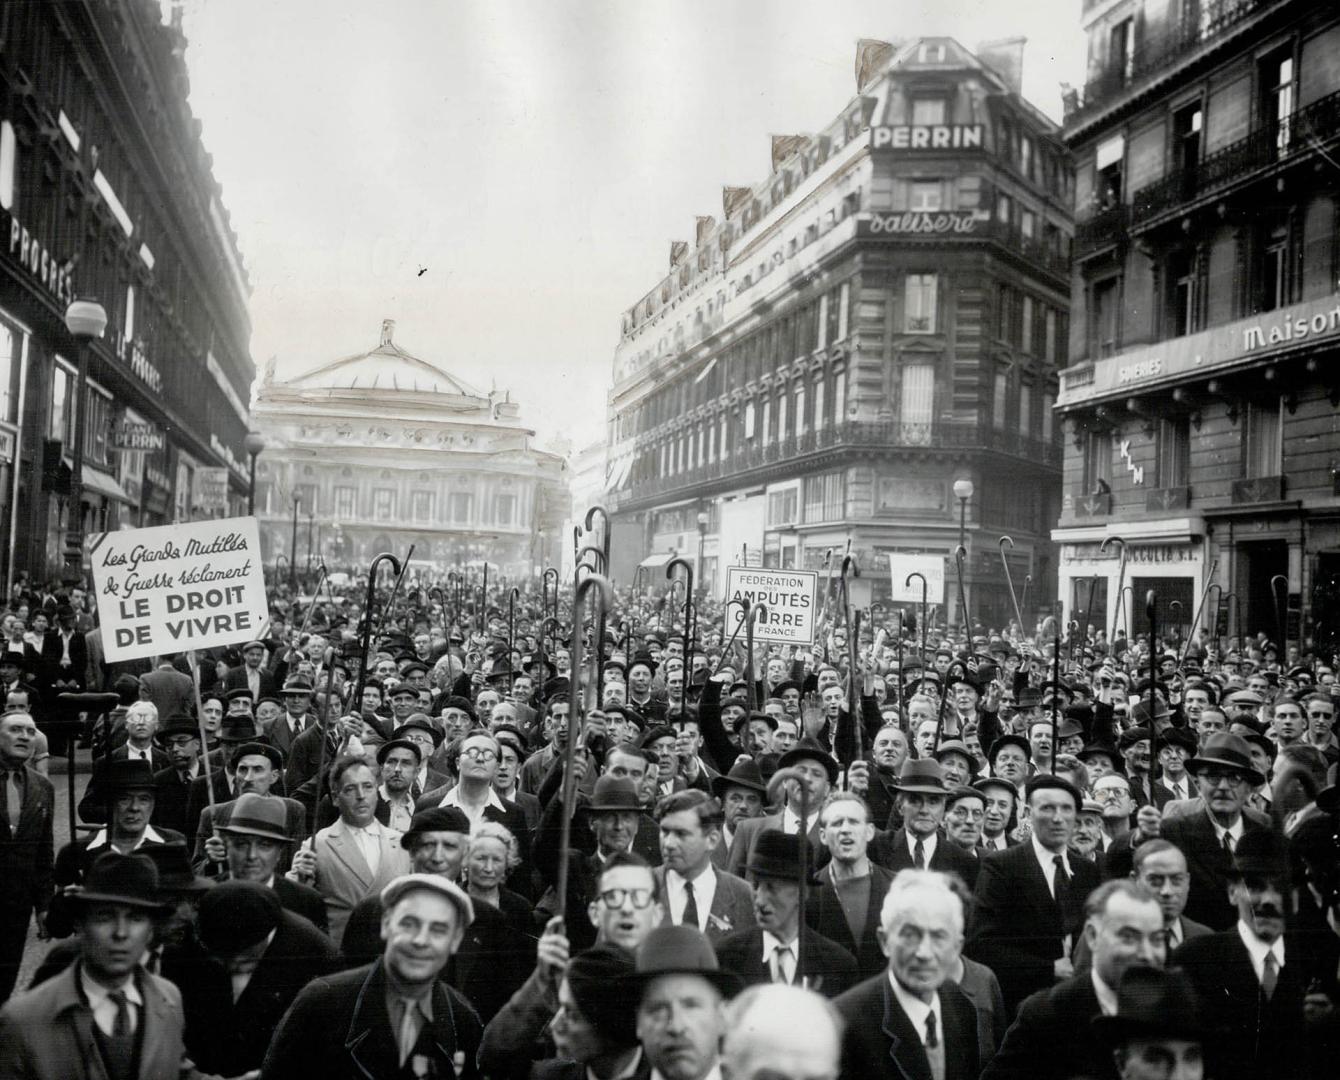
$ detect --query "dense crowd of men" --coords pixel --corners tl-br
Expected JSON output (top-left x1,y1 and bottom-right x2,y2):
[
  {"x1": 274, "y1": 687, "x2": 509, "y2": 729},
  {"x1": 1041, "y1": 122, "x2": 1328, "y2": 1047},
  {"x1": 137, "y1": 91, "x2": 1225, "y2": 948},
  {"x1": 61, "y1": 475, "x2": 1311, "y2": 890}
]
[{"x1": 0, "y1": 571, "x2": 1337, "y2": 1078}]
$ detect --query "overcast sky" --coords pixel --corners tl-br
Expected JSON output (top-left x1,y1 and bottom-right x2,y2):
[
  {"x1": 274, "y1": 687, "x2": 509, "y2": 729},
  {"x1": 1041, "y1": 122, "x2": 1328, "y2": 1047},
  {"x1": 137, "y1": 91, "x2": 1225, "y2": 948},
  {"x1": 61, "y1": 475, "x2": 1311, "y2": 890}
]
[{"x1": 173, "y1": 0, "x2": 1085, "y2": 451}]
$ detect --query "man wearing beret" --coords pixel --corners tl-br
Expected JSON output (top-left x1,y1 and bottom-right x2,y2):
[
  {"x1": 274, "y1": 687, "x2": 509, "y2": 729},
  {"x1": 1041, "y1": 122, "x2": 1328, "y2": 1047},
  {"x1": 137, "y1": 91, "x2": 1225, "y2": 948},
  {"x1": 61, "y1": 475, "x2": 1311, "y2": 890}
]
[
  {"x1": 967, "y1": 773, "x2": 1101, "y2": 1013},
  {"x1": 172, "y1": 879, "x2": 340, "y2": 1075},
  {"x1": 262, "y1": 874, "x2": 484, "y2": 1079}
]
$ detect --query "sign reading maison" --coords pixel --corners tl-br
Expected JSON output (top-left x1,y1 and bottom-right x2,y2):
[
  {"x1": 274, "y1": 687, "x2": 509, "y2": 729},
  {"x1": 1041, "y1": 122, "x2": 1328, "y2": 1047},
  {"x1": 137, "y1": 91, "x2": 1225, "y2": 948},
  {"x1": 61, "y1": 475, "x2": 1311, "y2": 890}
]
[{"x1": 870, "y1": 124, "x2": 984, "y2": 150}]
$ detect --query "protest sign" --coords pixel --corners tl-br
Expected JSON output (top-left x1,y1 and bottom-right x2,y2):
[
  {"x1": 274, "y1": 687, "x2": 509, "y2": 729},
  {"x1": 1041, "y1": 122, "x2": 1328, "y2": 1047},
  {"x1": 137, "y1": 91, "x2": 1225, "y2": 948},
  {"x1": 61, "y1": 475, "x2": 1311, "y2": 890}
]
[
  {"x1": 193, "y1": 467, "x2": 230, "y2": 516},
  {"x1": 90, "y1": 516, "x2": 268, "y2": 662},
  {"x1": 887, "y1": 553, "x2": 946, "y2": 605},
  {"x1": 724, "y1": 567, "x2": 819, "y2": 645}
]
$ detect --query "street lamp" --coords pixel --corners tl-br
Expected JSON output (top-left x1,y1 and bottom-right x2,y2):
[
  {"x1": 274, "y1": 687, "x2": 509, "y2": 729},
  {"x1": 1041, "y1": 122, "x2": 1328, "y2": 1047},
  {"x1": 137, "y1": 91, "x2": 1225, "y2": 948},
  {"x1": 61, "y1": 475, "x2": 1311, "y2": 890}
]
[
  {"x1": 63, "y1": 298, "x2": 109, "y2": 574},
  {"x1": 244, "y1": 431, "x2": 266, "y2": 515},
  {"x1": 289, "y1": 492, "x2": 300, "y2": 589},
  {"x1": 696, "y1": 508, "x2": 709, "y2": 594},
  {"x1": 952, "y1": 477, "x2": 974, "y2": 633}
]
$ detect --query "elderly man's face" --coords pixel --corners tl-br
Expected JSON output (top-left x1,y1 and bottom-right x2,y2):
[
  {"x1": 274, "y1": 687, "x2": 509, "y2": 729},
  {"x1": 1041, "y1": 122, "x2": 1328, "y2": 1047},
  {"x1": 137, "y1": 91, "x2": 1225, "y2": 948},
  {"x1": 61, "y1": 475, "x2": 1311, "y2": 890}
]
[
  {"x1": 913, "y1": 720, "x2": 938, "y2": 759},
  {"x1": 112, "y1": 790, "x2": 154, "y2": 835},
  {"x1": 234, "y1": 754, "x2": 277, "y2": 796},
  {"x1": 1093, "y1": 775, "x2": 1134, "y2": 821},
  {"x1": 1194, "y1": 765, "x2": 1250, "y2": 818},
  {"x1": 722, "y1": 785, "x2": 762, "y2": 828},
  {"x1": 880, "y1": 886, "x2": 962, "y2": 996},
  {"x1": 226, "y1": 833, "x2": 285, "y2": 882},
  {"x1": 872, "y1": 727, "x2": 908, "y2": 771},
  {"x1": 124, "y1": 708, "x2": 157, "y2": 743},
  {"x1": 1071, "y1": 811, "x2": 1103, "y2": 856},
  {"x1": 411, "y1": 829, "x2": 467, "y2": 879},
  {"x1": 945, "y1": 795, "x2": 985, "y2": 849},
  {"x1": 993, "y1": 746, "x2": 1029, "y2": 785}
]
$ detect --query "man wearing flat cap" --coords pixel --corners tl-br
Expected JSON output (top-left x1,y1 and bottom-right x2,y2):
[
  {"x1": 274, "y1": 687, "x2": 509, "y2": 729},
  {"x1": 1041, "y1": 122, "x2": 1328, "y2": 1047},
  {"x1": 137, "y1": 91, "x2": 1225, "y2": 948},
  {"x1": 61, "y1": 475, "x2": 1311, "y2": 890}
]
[
  {"x1": 967, "y1": 773, "x2": 1101, "y2": 1012},
  {"x1": 223, "y1": 639, "x2": 281, "y2": 701},
  {"x1": 172, "y1": 879, "x2": 340, "y2": 1076},
  {"x1": 262, "y1": 873, "x2": 484, "y2": 1079},
  {"x1": 0, "y1": 852, "x2": 200, "y2": 1079},
  {"x1": 1158, "y1": 732, "x2": 1272, "y2": 930},
  {"x1": 716, "y1": 830, "x2": 857, "y2": 997}
]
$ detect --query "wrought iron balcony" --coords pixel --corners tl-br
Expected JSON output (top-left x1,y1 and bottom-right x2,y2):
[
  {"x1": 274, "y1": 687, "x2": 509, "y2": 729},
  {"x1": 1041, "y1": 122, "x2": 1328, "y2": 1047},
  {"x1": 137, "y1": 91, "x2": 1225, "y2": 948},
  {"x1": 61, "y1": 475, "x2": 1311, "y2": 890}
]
[
  {"x1": 1074, "y1": 204, "x2": 1128, "y2": 258},
  {"x1": 1131, "y1": 88, "x2": 1340, "y2": 228},
  {"x1": 1066, "y1": 0, "x2": 1272, "y2": 125},
  {"x1": 619, "y1": 419, "x2": 1062, "y2": 504}
]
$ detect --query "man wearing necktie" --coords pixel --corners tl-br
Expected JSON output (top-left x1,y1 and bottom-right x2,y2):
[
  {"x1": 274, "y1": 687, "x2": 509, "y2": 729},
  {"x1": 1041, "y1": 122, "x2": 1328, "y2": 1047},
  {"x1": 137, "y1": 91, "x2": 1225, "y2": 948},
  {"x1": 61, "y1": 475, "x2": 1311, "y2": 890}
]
[
  {"x1": 652, "y1": 789, "x2": 755, "y2": 943},
  {"x1": 833, "y1": 869, "x2": 980, "y2": 1080},
  {"x1": 0, "y1": 709, "x2": 54, "y2": 1002}
]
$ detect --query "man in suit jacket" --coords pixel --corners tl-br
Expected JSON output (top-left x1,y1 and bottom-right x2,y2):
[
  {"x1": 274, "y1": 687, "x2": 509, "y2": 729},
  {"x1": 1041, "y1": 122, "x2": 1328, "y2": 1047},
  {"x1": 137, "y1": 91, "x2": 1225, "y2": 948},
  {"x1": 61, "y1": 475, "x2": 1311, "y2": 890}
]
[
  {"x1": 727, "y1": 738, "x2": 836, "y2": 876},
  {"x1": 173, "y1": 880, "x2": 340, "y2": 1076},
  {"x1": 190, "y1": 742, "x2": 302, "y2": 875},
  {"x1": 37, "y1": 605, "x2": 87, "y2": 696},
  {"x1": 261, "y1": 875, "x2": 484, "y2": 1079},
  {"x1": 1174, "y1": 829, "x2": 1329, "y2": 1080},
  {"x1": 715, "y1": 830, "x2": 857, "y2": 998},
  {"x1": 710, "y1": 758, "x2": 767, "y2": 871},
  {"x1": 78, "y1": 702, "x2": 171, "y2": 824},
  {"x1": 149, "y1": 715, "x2": 205, "y2": 838},
  {"x1": 968, "y1": 774, "x2": 1101, "y2": 1013},
  {"x1": 0, "y1": 709, "x2": 54, "y2": 1001},
  {"x1": 808, "y1": 790, "x2": 896, "y2": 980},
  {"x1": 287, "y1": 754, "x2": 410, "y2": 942},
  {"x1": 982, "y1": 879, "x2": 1168, "y2": 1079},
  {"x1": 137, "y1": 656, "x2": 196, "y2": 730},
  {"x1": 1159, "y1": 733, "x2": 1272, "y2": 930},
  {"x1": 222, "y1": 640, "x2": 281, "y2": 701},
  {"x1": 651, "y1": 788, "x2": 755, "y2": 942},
  {"x1": 0, "y1": 851, "x2": 199, "y2": 1079},
  {"x1": 868, "y1": 759, "x2": 981, "y2": 888},
  {"x1": 266, "y1": 675, "x2": 314, "y2": 758},
  {"x1": 833, "y1": 868, "x2": 980, "y2": 1080},
  {"x1": 215, "y1": 792, "x2": 328, "y2": 934}
]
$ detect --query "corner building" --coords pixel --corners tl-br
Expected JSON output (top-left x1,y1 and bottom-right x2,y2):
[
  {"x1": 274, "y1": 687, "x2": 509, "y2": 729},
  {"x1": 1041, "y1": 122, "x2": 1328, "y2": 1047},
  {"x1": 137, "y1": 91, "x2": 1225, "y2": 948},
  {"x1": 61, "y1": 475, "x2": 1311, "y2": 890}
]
[
  {"x1": 604, "y1": 38, "x2": 1071, "y2": 629},
  {"x1": 1056, "y1": 0, "x2": 1340, "y2": 653}
]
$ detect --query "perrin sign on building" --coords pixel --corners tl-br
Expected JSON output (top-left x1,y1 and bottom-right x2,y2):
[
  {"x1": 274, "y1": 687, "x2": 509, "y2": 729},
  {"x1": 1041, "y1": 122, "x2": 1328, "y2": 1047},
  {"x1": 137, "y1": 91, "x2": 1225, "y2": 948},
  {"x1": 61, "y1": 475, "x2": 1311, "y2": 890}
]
[
  {"x1": 869, "y1": 124, "x2": 984, "y2": 150},
  {"x1": 724, "y1": 567, "x2": 819, "y2": 646},
  {"x1": 91, "y1": 516, "x2": 268, "y2": 661}
]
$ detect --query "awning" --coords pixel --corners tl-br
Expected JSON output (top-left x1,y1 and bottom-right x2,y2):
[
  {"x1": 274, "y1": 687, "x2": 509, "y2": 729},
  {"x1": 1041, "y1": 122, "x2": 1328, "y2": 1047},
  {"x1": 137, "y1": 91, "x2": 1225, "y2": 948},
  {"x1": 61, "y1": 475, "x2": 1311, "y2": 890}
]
[
  {"x1": 80, "y1": 466, "x2": 134, "y2": 505},
  {"x1": 638, "y1": 552, "x2": 677, "y2": 569}
]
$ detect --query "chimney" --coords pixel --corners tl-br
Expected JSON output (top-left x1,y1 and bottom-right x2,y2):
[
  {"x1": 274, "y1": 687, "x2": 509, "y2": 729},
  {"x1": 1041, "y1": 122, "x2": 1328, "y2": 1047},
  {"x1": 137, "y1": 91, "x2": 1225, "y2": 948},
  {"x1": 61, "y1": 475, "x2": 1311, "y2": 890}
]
[
  {"x1": 380, "y1": 319, "x2": 395, "y2": 347},
  {"x1": 977, "y1": 37, "x2": 1026, "y2": 96}
]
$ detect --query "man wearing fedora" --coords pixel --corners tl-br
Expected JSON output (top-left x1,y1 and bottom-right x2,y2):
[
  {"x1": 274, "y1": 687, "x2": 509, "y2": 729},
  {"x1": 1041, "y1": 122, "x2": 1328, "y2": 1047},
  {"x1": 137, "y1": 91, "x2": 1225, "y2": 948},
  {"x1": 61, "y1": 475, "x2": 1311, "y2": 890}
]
[
  {"x1": 268, "y1": 676, "x2": 315, "y2": 757},
  {"x1": 1159, "y1": 732, "x2": 1272, "y2": 930},
  {"x1": 868, "y1": 759, "x2": 980, "y2": 887},
  {"x1": 194, "y1": 742, "x2": 306, "y2": 877},
  {"x1": 1175, "y1": 829, "x2": 1330, "y2": 1080},
  {"x1": 727, "y1": 738, "x2": 837, "y2": 877},
  {"x1": 833, "y1": 868, "x2": 980, "y2": 1080},
  {"x1": 1090, "y1": 966, "x2": 1210, "y2": 1080},
  {"x1": 715, "y1": 830, "x2": 857, "y2": 998},
  {"x1": 0, "y1": 852, "x2": 203, "y2": 1080},
  {"x1": 173, "y1": 879, "x2": 340, "y2": 1076},
  {"x1": 216, "y1": 792, "x2": 328, "y2": 933},
  {"x1": 0, "y1": 706, "x2": 54, "y2": 1002},
  {"x1": 262, "y1": 873, "x2": 485, "y2": 1079},
  {"x1": 709, "y1": 758, "x2": 766, "y2": 871},
  {"x1": 630, "y1": 925, "x2": 737, "y2": 1080},
  {"x1": 968, "y1": 774, "x2": 1101, "y2": 1013}
]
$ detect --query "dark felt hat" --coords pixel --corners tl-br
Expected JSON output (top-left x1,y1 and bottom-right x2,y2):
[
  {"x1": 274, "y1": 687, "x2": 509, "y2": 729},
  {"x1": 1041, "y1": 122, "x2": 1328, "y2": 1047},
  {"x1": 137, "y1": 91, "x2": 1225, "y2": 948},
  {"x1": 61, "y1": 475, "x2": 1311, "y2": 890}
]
[
  {"x1": 197, "y1": 880, "x2": 282, "y2": 955},
  {"x1": 567, "y1": 944, "x2": 640, "y2": 1046},
  {"x1": 1090, "y1": 965, "x2": 1210, "y2": 1045},
  {"x1": 153, "y1": 715, "x2": 202, "y2": 745},
  {"x1": 401, "y1": 806, "x2": 472, "y2": 849},
  {"x1": 777, "y1": 738, "x2": 839, "y2": 783},
  {"x1": 893, "y1": 758, "x2": 951, "y2": 795},
  {"x1": 746, "y1": 829, "x2": 807, "y2": 881},
  {"x1": 141, "y1": 843, "x2": 213, "y2": 894},
  {"x1": 217, "y1": 793, "x2": 292, "y2": 844},
  {"x1": 711, "y1": 758, "x2": 768, "y2": 798},
  {"x1": 1186, "y1": 732, "x2": 1265, "y2": 787},
  {"x1": 218, "y1": 714, "x2": 265, "y2": 744},
  {"x1": 626, "y1": 925, "x2": 740, "y2": 997},
  {"x1": 1230, "y1": 827, "x2": 1291, "y2": 880},
  {"x1": 100, "y1": 758, "x2": 157, "y2": 794},
  {"x1": 586, "y1": 775, "x2": 641, "y2": 813},
  {"x1": 69, "y1": 851, "x2": 166, "y2": 911}
]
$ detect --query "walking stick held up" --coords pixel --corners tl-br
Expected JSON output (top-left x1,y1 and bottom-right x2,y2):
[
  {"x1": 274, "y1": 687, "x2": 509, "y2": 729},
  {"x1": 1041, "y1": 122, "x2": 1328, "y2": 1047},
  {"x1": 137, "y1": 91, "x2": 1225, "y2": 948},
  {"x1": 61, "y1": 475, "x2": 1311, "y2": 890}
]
[
  {"x1": 557, "y1": 572, "x2": 615, "y2": 925},
  {"x1": 768, "y1": 766, "x2": 811, "y2": 988},
  {"x1": 351, "y1": 552, "x2": 402, "y2": 732},
  {"x1": 666, "y1": 557, "x2": 695, "y2": 670}
]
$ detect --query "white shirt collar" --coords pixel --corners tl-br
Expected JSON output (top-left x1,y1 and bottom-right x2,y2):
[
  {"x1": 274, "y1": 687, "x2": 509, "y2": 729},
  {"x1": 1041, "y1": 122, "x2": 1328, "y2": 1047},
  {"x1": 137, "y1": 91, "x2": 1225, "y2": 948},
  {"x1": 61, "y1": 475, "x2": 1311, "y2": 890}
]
[
  {"x1": 1235, "y1": 920, "x2": 1285, "y2": 980},
  {"x1": 1091, "y1": 969, "x2": 1119, "y2": 1016},
  {"x1": 651, "y1": 1066, "x2": 720, "y2": 1080},
  {"x1": 761, "y1": 927, "x2": 799, "y2": 958},
  {"x1": 907, "y1": 830, "x2": 938, "y2": 861},
  {"x1": 781, "y1": 806, "x2": 818, "y2": 835},
  {"x1": 1031, "y1": 831, "x2": 1071, "y2": 880},
  {"x1": 1213, "y1": 817, "x2": 1245, "y2": 844},
  {"x1": 80, "y1": 964, "x2": 143, "y2": 1010},
  {"x1": 888, "y1": 971, "x2": 942, "y2": 1042},
  {"x1": 439, "y1": 785, "x2": 506, "y2": 814},
  {"x1": 88, "y1": 824, "x2": 166, "y2": 851}
]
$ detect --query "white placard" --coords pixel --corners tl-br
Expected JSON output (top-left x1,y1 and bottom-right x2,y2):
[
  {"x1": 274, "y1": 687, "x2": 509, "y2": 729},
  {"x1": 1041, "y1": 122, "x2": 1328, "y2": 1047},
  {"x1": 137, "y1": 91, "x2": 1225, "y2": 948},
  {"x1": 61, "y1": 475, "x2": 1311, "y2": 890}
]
[
  {"x1": 90, "y1": 516, "x2": 268, "y2": 661},
  {"x1": 888, "y1": 553, "x2": 946, "y2": 605},
  {"x1": 724, "y1": 567, "x2": 819, "y2": 645}
]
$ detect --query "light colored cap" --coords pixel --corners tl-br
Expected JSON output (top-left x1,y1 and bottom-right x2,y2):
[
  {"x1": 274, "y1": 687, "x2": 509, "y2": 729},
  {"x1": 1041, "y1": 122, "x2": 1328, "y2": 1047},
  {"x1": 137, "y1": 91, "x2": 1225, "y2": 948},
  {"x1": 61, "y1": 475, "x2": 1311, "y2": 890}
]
[{"x1": 380, "y1": 873, "x2": 475, "y2": 928}]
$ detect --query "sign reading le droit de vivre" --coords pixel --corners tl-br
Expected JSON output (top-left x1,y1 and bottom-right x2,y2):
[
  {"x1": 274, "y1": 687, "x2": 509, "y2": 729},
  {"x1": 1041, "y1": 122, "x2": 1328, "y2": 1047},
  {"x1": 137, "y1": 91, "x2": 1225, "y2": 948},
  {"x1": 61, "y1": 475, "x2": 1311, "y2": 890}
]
[
  {"x1": 90, "y1": 516, "x2": 268, "y2": 662},
  {"x1": 887, "y1": 553, "x2": 947, "y2": 606},
  {"x1": 724, "y1": 567, "x2": 819, "y2": 645}
]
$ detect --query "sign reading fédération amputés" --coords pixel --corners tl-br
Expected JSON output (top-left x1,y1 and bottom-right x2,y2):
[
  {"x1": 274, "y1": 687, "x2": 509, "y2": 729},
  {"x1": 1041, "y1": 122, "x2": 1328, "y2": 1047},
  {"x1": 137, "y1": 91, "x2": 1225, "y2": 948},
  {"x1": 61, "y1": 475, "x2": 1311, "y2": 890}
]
[{"x1": 724, "y1": 567, "x2": 819, "y2": 645}]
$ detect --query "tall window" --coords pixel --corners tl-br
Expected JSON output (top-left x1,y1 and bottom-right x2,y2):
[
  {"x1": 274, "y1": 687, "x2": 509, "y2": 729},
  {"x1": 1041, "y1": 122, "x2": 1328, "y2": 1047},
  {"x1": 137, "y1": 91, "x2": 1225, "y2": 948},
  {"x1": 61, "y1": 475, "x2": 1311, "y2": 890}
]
[
  {"x1": 720, "y1": 415, "x2": 729, "y2": 459},
  {"x1": 448, "y1": 492, "x2": 473, "y2": 522},
  {"x1": 1156, "y1": 418, "x2": 1190, "y2": 488},
  {"x1": 832, "y1": 367, "x2": 846, "y2": 426},
  {"x1": 1020, "y1": 136, "x2": 1034, "y2": 179},
  {"x1": 814, "y1": 378, "x2": 825, "y2": 432},
  {"x1": 1021, "y1": 295, "x2": 1035, "y2": 352},
  {"x1": 1083, "y1": 431, "x2": 1113, "y2": 493},
  {"x1": 0, "y1": 318, "x2": 21, "y2": 425},
  {"x1": 334, "y1": 486, "x2": 356, "y2": 518},
  {"x1": 85, "y1": 388, "x2": 112, "y2": 467},
  {"x1": 767, "y1": 487, "x2": 798, "y2": 526},
  {"x1": 373, "y1": 489, "x2": 395, "y2": 518},
  {"x1": 50, "y1": 361, "x2": 74, "y2": 443},
  {"x1": 1110, "y1": 17, "x2": 1134, "y2": 82},
  {"x1": 496, "y1": 494, "x2": 516, "y2": 525},
  {"x1": 816, "y1": 294, "x2": 829, "y2": 350},
  {"x1": 1174, "y1": 102, "x2": 1202, "y2": 190},
  {"x1": 777, "y1": 392, "x2": 788, "y2": 442},
  {"x1": 794, "y1": 384, "x2": 807, "y2": 436},
  {"x1": 744, "y1": 400, "x2": 756, "y2": 440},
  {"x1": 1261, "y1": 225, "x2": 1289, "y2": 312},
  {"x1": 803, "y1": 471, "x2": 845, "y2": 523},
  {"x1": 1020, "y1": 209, "x2": 1036, "y2": 240},
  {"x1": 1044, "y1": 309, "x2": 1058, "y2": 361},
  {"x1": 1170, "y1": 251, "x2": 1200, "y2": 336},
  {"x1": 1042, "y1": 391, "x2": 1055, "y2": 442},
  {"x1": 1262, "y1": 52, "x2": 1294, "y2": 157},
  {"x1": 905, "y1": 274, "x2": 937, "y2": 333},
  {"x1": 837, "y1": 282, "x2": 850, "y2": 340},
  {"x1": 1018, "y1": 383, "x2": 1033, "y2": 436},
  {"x1": 761, "y1": 399, "x2": 772, "y2": 445},
  {"x1": 992, "y1": 369, "x2": 1009, "y2": 430},
  {"x1": 1244, "y1": 399, "x2": 1282, "y2": 478},
  {"x1": 996, "y1": 193, "x2": 1013, "y2": 226},
  {"x1": 899, "y1": 362, "x2": 935, "y2": 444},
  {"x1": 411, "y1": 490, "x2": 434, "y2": 522},
  {"x1": 1091, "y1": 277, "x2": 1120, "y2": 357},
  {"x1": 911, "y1": 98, "x2": 947, "y2": 125},
  {"x1": 910, "y1": 181, "x2": 942, "y2": 211}
]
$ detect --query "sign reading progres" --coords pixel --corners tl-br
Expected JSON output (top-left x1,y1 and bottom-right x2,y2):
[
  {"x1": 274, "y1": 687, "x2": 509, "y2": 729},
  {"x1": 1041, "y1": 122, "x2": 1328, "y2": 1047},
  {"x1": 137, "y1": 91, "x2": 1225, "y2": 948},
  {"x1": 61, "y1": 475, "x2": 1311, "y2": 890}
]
[
  {"x1": 887, "y1": 553, "x2": 946, "y2": 605},
  {"x1": 724, "y1": 567, "x2": 819, "y2": 645},
  {"x1": 90, "y1": 516, "x2": 268, "y2": 662}
]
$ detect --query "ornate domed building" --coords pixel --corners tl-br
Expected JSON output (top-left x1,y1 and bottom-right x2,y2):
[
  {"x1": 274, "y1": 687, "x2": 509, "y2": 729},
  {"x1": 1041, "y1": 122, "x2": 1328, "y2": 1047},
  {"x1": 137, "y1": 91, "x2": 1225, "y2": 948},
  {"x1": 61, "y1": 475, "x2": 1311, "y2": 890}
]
[{"x1": 250, "y1": 319, "x2": 568, "y2": 581}]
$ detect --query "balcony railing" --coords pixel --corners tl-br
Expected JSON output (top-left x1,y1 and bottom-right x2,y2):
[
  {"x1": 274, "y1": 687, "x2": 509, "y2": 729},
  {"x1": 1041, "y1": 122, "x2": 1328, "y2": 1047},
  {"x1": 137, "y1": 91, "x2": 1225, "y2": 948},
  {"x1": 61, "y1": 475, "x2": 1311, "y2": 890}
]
[
  {"x1": 1072, "y1": 488, "x2": 1113, "y2": 518},
  {"x1": 1131, "y1": 88, "x2": 1340, "y2": 227},
  {"x1": 620, "y1": 420, "x2": 1062, "y2": 502},
  {"x1": 1067, "y1": 0, "x2": 1271, "y2": 124},
  {"x1": 1146, "y1": 486, "x2": 1190, "y2": 512},
  {"x1": 1074, "y1": 205, "x2": 1128, "y2": 258}
]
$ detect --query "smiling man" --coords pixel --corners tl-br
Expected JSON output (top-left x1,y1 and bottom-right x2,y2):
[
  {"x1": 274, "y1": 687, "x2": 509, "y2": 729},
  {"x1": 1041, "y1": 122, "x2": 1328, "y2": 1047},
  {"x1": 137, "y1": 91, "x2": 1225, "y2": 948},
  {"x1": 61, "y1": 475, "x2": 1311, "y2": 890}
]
[{"x1": 262, "y1": 874, "x2": 484, "y2": 1079}]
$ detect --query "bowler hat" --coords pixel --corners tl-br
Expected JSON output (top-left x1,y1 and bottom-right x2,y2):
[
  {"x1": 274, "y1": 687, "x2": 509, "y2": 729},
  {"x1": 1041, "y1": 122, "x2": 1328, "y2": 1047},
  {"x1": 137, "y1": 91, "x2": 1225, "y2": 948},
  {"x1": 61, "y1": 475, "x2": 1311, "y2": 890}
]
[
  {"x1": 218, "y1": 793, "x2": 292, "y2": 844},
  {"x1": 586, "y1": 775, "x2": 641, "y2": 813},
  {"x1": 777, "y1": 738, "x2": 839, "y2": 784},
  {"x1": 69, "y1": 851, "x2": 166, "y2": 911},
  {"x1": 1186, "y1": 732, "x2": 1265, "y2": 787},
  {"x1": 100, "y1": 758, "x2": 157, "y2": 794},
  {"x1": 626, "y1": 925, "x2": 740, "y2": 997},
  {"x1": 401, "y1": 806, "x2": 471, "y2": 849},
  {"x1": 218, "y1": 714, "x2": 265, "y2": 744},
  {"x1": 711, "y1": 758, "x2": 767, "y2": 798},
  {"x1": 893, "y1": 758, "x2": 951, "y2": 796},
  {"x1": 745, "y1": 829, "x2": 806, "y2": 881},
  {"x1": 1091, "y1": 966, "x2": 1209, "y2": 1045},
  {"x1": 198, "y1": 880, "x2": 282, "y2": 955},
  {"x1": 153, "y1": 715, "x2": 202, "y2": 746}
]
